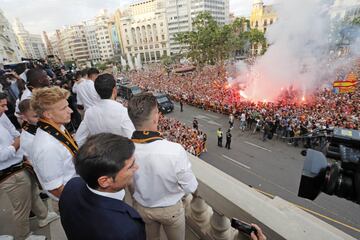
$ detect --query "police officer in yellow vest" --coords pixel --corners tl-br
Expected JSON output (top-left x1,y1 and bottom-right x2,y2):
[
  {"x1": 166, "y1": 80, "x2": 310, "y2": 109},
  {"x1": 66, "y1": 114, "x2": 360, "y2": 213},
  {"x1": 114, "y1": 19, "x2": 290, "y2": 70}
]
[{"x1": 217, "y1": 128, "x2": 223, "y2": 147}]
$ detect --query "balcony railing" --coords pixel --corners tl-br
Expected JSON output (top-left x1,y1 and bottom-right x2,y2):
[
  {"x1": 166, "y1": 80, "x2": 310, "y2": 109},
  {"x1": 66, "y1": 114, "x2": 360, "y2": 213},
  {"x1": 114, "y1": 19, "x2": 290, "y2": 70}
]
[{"x1": 183, "y1": 153, "x2": 355, "y2": 240}]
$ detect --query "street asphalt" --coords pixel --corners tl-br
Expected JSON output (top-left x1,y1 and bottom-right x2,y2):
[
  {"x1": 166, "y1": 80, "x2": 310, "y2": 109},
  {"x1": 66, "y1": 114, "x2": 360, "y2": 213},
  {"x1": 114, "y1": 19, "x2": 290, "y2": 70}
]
[{"x1": 167, "y1": 102, "x2": 360, "y2": 239}]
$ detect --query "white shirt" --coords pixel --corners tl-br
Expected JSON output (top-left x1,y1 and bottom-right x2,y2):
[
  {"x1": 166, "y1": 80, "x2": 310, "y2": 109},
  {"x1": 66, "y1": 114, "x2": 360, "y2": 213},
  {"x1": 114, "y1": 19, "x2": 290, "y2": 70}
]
[
  {"x1": 20, "y1": 128, "x2": 34, "y2": 158},
  {"x1": 241, "y1": 113, "x2": 246, "y2": 122},
  {"x1": 75, "y1": 79, "x2": 100, "y2": 111},
  {"x1": 30, "y1": 127, "x2": 76, "y2": 192},
  {"x1": 133, "y1": 139, "x2": 198, "y2": 208},
  {"x1": 0, "y1": 114, "x2": 23, "y2": 170},
  {"x1": 75, "y1": 99, "x2": 135, "y2": 146},
  {"x1": 72, "y1": 79, "x2": 84, "y2": 105},
  {"x1": 15, "y1": 87, "x2": 32, "y2": 115},
  {"x1": 87, "y1": 185, "x2": 125, "y2": 201},
  {"x1": 19, "y1": 69, "x2": 29, "y2": 82}
]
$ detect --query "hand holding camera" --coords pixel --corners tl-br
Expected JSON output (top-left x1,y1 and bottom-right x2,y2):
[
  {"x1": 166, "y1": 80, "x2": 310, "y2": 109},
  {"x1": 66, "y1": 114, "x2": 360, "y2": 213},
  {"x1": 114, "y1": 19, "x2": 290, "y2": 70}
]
[{"x1": 231, "y1": 218, "x2": 266, "y2": 240}]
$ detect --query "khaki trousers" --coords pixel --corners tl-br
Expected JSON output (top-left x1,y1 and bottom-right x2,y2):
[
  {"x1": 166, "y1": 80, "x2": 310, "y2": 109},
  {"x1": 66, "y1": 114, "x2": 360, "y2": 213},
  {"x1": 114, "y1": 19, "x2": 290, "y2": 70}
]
[
  {"x1": 134, "y1": 200, "x2": 185, "y2": 240},
  {"x1": 0, "y1": 170, "x2": 48, "y2": 240}
]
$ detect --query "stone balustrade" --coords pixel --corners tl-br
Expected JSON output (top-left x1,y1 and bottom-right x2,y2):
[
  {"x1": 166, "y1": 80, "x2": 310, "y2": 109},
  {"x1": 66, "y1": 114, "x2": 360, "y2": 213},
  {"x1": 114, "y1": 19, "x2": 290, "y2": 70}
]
[{"x1": 184, "y1": 153, "x2": 355, "y2": 240}]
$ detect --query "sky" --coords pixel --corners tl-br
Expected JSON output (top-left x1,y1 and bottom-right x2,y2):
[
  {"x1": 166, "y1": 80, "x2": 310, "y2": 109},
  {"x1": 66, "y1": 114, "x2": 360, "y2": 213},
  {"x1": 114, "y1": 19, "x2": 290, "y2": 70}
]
[{"x1": 0, "y1": 0, "x2": 274, "y2": 34}]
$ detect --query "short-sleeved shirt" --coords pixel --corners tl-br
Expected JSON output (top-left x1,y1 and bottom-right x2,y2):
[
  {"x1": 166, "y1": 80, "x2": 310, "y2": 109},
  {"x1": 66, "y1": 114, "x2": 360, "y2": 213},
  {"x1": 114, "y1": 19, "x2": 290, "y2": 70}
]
[
  {"x1": 75, "y1": 99, "x2": 135, "y2": 146},
  {"x1": 30, "y1": 127, "x2": 76, "y2": 192},
  {"x1": 133, "y1": 139, "x2": 198, "y2": 208}
]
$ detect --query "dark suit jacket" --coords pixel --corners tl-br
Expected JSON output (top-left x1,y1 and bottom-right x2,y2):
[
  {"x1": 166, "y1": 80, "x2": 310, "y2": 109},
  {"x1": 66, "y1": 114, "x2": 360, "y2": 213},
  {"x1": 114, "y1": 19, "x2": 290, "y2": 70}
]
[{"x1": 59, "y1": 177, "x2": 145, "y2": 240}]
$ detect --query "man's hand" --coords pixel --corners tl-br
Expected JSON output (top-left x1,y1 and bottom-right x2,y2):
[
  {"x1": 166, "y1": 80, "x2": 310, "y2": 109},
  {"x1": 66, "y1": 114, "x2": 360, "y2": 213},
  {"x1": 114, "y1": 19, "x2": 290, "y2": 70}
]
[
  {"x1": 12, "y1": 137, "x2": 20, "y2": 151},
  {"x1": 49, "y1": 185, "x2": 65, "y2": 198},
  {"x1": 250, "y1": 224, "x2": 266, "y2": 240}
]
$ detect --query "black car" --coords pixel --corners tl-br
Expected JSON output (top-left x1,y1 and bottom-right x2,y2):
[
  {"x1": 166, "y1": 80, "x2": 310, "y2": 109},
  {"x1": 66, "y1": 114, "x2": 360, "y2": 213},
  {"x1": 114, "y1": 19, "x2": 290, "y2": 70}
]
[{"x1": 154, "y1": 93, "x2": 174, "y2": 114}]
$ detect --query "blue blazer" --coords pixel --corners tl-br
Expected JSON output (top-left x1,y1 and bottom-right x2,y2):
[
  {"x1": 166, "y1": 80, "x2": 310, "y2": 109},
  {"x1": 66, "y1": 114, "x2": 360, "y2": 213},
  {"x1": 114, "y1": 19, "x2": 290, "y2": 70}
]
[{"x1": 59, "y1": 177, "x2": 146, "y2": 240}]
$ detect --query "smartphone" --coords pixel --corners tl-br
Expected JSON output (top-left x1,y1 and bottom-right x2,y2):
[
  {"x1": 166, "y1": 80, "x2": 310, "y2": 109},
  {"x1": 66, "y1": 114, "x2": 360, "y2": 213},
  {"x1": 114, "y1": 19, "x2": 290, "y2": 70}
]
[{"x1": 231, "y1": 218, "x2": 257, "y2": 236}]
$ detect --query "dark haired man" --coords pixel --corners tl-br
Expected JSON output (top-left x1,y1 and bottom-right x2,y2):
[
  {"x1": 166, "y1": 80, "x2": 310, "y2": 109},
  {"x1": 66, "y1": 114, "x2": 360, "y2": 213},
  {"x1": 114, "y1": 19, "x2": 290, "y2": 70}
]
[
  {"x1": 59, "y1": 133, "x2": 145, "y2": 240},
  {"x1": 15, "y1": 68, "x2": 50, "y2": 117},
  {"x1": 75, "y1": 73, "x2": 135, "y2": 147},
  {"x1": 75, "y1": 68, "x2": 100, "y2": 111},
  {"x1": 128, "y1": 92, "x2": 198, "y2": 240}
]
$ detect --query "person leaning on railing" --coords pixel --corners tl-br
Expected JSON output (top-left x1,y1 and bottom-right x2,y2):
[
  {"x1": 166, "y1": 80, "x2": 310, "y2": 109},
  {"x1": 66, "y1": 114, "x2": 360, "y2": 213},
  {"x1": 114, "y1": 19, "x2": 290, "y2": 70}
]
[{"x1": 128, "y1": 92, "x2": 198, "y2": 240}]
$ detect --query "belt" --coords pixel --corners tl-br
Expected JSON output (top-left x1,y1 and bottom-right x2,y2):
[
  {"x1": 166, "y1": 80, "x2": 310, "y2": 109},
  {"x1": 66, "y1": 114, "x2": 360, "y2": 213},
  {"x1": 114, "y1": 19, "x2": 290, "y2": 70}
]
[{"x1": 0, "y1": 162, "x2": 24, "y2": 183}]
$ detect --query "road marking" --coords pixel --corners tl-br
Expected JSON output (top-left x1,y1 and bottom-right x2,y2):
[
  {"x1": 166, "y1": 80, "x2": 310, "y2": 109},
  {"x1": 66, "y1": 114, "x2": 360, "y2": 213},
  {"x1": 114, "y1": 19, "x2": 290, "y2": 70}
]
[
  {"x1": 244, "y1": 141, "x2": 272, "y2": 152},
  {"x1": 204, "y1": 113, "x2": 220, "y2": 119},
  {"x1": 194, "y1": 115, "x2": 210, "y2": 120},
  {"x1": 222, "y1": 155, "x2": 251, "y2": 170}
]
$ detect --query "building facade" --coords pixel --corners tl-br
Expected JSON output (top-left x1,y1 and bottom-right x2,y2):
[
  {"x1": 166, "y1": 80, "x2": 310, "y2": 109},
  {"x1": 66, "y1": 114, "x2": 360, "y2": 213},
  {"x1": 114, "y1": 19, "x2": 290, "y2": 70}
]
[
  {"x1": 58, "y1": 25, "x2": 90, "y2": 66},
  {"x1": 84, "y1": 19, "x2": 102, "y2": 63},
  {"x1": 119, "y1": 0, "x2": 170, "y2": 64},
  {"x1": 166, "y1": 0, "x2": 230, "y2": 55},
  {"x1": 0, "y1": 9, "x2": 23, "y2": 64},
  {"x1": 94, "y1": 10, "x2": 115, "y2": 61},
  {"x1": 249, "y1": 0, "x2": 277, "y2": 33},
  {"x1": 13, "y1": 18, "x2": 46, "y2": 60},
  {"x1": 42, "y1": 31, "x2": 54, "y2": 56},
  {"x1": 249, "y1": 0, "x2": 278, "y2": 55}
]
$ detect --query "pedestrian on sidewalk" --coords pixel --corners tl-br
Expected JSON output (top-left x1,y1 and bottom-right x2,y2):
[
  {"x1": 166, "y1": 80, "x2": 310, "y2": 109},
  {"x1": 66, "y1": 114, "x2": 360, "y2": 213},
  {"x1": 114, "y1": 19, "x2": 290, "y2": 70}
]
[
  {"x1": 193, "y1": 117, "x2": 198, "y2": 130},
  {"x1": 240, "y1": 112, "x2": 246, "y2": 131},
  {"x1": 229, "y1": 113, "x2": 234, "y2": 129},
  {"x1": 225, "y1": 129, "x2": 232, "y2": 149},
  {"x1": 180, "y1": 99, "x2": 183, "y2": 112},
  {"x1": 217, "y1": 128, "x2": 223, "y2": 147}
]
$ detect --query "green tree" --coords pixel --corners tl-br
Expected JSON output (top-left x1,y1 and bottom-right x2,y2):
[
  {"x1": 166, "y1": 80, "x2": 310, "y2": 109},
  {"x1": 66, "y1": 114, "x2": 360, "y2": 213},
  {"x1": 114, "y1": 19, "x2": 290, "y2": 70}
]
[
  {"x1": 245, "y1": 29, "x2": 267, "y2": 55},
  {"x1": 352, "y1": 17, "x2": 360, "y2": 25},
  {"x1": 175, "y1": 12, "x2": 267, "y2": 65},
  {"x1": 175, "y1": 12, "x2": 231, "y2": 66},
  {"x1": 95, "y1": 62, "x2": 107, "y2": 71}
]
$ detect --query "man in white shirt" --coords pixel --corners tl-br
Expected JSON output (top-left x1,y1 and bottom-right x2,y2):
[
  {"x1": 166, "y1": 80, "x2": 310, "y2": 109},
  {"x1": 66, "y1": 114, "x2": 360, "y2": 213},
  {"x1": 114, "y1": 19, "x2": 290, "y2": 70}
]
[
  {"x1": 75, "y1": 68, "x2": 100, "y2": 111},
  {"x1": 0, "y1": 93, "x2": 57, "y2": 240},
  {"x1": 75, "y1": 73, "x2": 135, "y2": 146},
  {"x1": 30, "y1": 87, "x2": 77, "y2": 199},
  {"x1": 128, "y1": 92, "x2": 198, "y2": 240}
]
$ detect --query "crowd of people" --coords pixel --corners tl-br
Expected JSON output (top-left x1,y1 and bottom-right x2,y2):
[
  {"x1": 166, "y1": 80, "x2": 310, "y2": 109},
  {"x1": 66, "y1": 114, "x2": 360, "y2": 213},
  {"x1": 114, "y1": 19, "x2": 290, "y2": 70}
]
[
  {"x1": 158, "y1": 115, "x2": 207, "y2": 156},
  {"x1": 127, "y1": 62, "x2": 360, "y2": 143}
]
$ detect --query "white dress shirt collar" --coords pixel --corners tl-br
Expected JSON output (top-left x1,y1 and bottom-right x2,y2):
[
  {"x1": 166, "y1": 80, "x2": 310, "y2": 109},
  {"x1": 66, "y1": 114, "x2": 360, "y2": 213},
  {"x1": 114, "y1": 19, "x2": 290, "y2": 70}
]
[{"x1": 87, "y1": 185, "x2": 125, "y2": 201}]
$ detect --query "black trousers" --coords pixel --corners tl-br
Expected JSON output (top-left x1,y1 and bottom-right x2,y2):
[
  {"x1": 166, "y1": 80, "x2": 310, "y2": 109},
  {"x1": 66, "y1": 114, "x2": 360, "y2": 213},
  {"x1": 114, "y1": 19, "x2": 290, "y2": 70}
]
[
  {"x1": 218, "y1": 137, "x2": 223, "y2": 147},
  {"x1": 225, "y1": 140, "x2": 231, "y2": 149}
]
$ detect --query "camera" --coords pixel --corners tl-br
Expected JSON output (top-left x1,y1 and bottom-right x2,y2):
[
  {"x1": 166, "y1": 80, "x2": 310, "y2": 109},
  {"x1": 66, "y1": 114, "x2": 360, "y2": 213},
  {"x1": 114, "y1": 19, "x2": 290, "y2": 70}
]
[
  {"x1": 298, "y1": 128, "x2": 360, "y2": 204},
  {"x1": 231, "y1": 218, "x2": 257, "y2": 236}
]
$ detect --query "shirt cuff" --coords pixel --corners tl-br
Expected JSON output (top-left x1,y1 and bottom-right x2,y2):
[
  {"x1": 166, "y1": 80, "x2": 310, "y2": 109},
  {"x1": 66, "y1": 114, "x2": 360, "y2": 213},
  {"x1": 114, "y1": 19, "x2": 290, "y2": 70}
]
[{"x1": 41, "y1": 178, "x2": 63, "y2": 192}]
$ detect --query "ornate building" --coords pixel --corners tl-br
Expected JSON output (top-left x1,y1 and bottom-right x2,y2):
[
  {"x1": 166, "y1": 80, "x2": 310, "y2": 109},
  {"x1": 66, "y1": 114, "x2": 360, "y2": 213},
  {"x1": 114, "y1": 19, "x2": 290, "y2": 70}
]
[
  {"x1": 249, "y1": 0, "x2": 278, "y2": 55},
  {"x1": 249, "y1": 0, "x2": 277, "y2": 33},
  {"x1": 119, "y1": 0, "x2": 170, "y2": 64}
]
